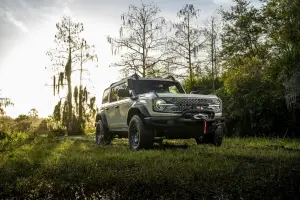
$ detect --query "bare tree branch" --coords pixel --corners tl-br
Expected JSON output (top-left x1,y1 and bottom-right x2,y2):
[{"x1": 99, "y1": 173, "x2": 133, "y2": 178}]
[{"x1": 108, "y1": 2, "x2": 168, "y2": 77}]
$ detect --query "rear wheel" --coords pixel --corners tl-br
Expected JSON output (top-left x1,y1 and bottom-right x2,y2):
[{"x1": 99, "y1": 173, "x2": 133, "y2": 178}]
[
  {"x1": 128, "y1": 115, "x2": 154, "y2": 150},
  {"x1": 95, "y1": 120, "x2": 112, "y2": 145},
  {"x1": 212, "y1": 126, "x2": 223, "y2": 146}
]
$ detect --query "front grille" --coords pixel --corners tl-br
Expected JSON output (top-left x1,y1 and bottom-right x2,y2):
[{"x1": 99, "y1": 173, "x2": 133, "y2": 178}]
[
  {"x1": 173, "y1": 98, "x2": 213, "y2": 106},
  {"x1": 164, "y1": 98, "x2": 214, "y2": 113}
]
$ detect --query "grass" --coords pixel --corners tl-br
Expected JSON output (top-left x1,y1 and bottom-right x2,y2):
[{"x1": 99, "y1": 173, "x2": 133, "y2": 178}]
[{"x1": 0, "y1": 135, "x2": 300, "y2": 200}]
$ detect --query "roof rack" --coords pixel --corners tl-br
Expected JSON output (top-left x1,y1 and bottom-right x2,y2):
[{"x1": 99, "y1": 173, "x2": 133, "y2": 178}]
[{"x1": 164, "y1": 75, "x2": 176, "y2": 81}]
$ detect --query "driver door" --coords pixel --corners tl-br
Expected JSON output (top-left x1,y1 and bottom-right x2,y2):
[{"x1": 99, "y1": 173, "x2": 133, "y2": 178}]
[{"x1": 109, "y1": 82, "x2": 132, "y2": 130}]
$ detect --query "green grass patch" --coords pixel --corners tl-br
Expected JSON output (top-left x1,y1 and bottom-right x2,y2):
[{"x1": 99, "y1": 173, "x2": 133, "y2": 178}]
[{"x1": 0, "y1": 136, "x2": 299, "y2": 199}]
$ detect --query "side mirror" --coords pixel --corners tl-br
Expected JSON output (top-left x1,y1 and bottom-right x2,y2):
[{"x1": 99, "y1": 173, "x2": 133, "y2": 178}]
[{"x1": 117, "y1": 89, "x2": 130, "y2": 97}]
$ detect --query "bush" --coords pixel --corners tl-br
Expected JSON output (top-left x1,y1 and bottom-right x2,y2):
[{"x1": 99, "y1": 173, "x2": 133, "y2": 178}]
[
  {"x1": 216, "y1": 57, "x2": 297, "y2": 137},
  {"x1": 14, "y1": 120, "x2": 32, "y2": 132},
  {"x1": 181, "y1": 57, "x2": 299, "y2": 137},
  {"x1": 0, "y1": 131, "x2": 34, "y2": 151},
  {"x1": 0, "y1": 115, "x2": 66, "y2": 139},
  {"x1": 182, "y1": 76, "x2": 223, "y2": 94},
  {"x1": 45, "y1": 117, "x2": 66, "y2": 138},
  {"x1": 0, "y1": 114, "x2": 93, "y2": 139},
  {"x1": 0, "y1": 116, "x2": 16, "y2": 133}
]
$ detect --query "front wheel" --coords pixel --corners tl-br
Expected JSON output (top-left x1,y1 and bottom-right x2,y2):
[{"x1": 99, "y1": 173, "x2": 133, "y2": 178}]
[
  {"x1": 195, "y1": 126, "x2": 223, "y2": 146},
  {"x1": 128, "y1": 115, "x2": 154, "y2": 150},
  {"x1": 95, "y1": 120, "x2": 112, "y2": 145}
]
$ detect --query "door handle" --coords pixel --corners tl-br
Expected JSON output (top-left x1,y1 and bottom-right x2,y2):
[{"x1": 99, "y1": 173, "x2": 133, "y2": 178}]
[{"x1": 114, "y1": 105, "x2": 119, "y2": 109}]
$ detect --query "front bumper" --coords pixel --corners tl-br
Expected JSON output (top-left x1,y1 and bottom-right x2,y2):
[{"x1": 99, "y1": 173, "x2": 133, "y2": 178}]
[{"x1": 144, "y1": 113, "x2": 224, "y2": 138}]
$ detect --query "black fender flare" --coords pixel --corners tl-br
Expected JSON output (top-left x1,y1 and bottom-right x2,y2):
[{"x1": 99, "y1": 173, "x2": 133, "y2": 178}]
[
  {"x1": 127, "y1": 104, "x2": 150, "y2": 125},
  {"x1": 95, "y1": 112, "x2": 109, "y2": 129}
]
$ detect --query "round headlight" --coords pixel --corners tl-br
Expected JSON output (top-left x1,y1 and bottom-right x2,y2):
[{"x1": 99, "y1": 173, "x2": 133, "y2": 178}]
[
  {"x1": 155, "y1": 99, "x2": 167, "y2": 111},
  {"x1": 211, "y1": 98, "x2": 221, "y2": 105},
  {"x1": 207, "y1": 98, "x2": 221, "y2": 112}
]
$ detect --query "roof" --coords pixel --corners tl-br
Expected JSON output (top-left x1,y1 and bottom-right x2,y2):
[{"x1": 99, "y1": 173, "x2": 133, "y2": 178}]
[
  {"x1": 108, "y1": 74, "x2": 177, "y2": 88},
  {"x1": 134, "y1": 77, "x2": 176, "y2": 82}
]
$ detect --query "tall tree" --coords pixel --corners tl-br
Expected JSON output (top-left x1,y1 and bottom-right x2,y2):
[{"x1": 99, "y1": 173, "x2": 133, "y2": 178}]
[
  {"x1": 167, "y1": 4, "x2": 206, "y2": 88},
  {"x1": 46, "y1": 16, "x2": 84, "y2": 135},
  {"x1": 107, "y1": 2, "x2": 167, "y2": 77},
  {"x1": 263, "y1": 0, "x2": 300, "y2": 118},
  {"x1": 219, "y1": 0, "x2": 280, "y2": 136},
  {"x1": 75, "y1": 39, "x2": 98, "y2": 132},
  {"x1": 203, "y1": 15, "x2": 221, "y2": 92},
  {"x1": 220, "y1": 0, "x2": 267, "y2": 67}
]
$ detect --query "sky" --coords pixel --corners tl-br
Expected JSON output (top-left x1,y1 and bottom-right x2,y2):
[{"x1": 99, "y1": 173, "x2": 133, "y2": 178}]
[{"x1": 0, "y1": 0, "x2": 234, "y2": 118}]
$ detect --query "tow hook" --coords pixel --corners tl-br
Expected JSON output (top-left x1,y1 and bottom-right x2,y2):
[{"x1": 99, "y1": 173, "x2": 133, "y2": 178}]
[{"x1": 193, "y1": 114, "x2": 207, "y2": 134}]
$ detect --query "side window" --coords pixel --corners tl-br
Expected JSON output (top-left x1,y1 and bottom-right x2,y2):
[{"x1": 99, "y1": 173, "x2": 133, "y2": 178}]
[
  {"x1": 102, "y1": 89, "x2": 109, "y2": 104},
  {"x1": 110, "y1": 82, "x2": 128, "y2": 102},
  {"x1": 169, "y1": 85, "x2": 180, "y2": 94},
  {"x1": 110, "y1": 87, "x2": 118, "y2": 102}
]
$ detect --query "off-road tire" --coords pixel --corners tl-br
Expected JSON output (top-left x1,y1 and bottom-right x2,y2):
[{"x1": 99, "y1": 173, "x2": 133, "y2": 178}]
[
  {"x1": 211, "y1": 126, "x2": 223, "y2": 146},
  {"x1": 128, "y1": 115, "x2": 154, "y2": 150},
  {"x1": 195, "y1": 126, "x2": 223, "y2": 146},
  {"x1": 95, "y1": 120, "x2": 112, "y2": 145}
]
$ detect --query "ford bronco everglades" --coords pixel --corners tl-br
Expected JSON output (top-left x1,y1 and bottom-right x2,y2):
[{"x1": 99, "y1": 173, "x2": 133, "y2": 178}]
[{"x1": 95, "y1": 74, "x2": 224, "y2": 150}]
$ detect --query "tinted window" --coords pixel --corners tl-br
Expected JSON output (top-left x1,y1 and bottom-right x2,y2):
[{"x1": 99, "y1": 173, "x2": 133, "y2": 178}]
[
  {"x1": 110, "y1": 82, "x2": 129, "y2": 102},
  {"x1": 102, "y1": 89, "x2": 110, "y2": 104},
  {"x1": 133, "y1": 80, "x2": 185, "y2": 95},
  {"x1": 169, "y1": 85, "x2": 180, "y2": 94}
]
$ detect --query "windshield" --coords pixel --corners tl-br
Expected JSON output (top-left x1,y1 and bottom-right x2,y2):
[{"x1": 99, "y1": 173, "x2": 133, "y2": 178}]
[
  {"x1": 133, "y1": 80, "x2": 185, "y2": 95},
  {"x1": 191, "y1": 87, "x2": 214, "y2": 95}
]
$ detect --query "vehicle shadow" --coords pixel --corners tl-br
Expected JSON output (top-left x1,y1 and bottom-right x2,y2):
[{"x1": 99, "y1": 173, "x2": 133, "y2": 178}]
[{"x1": 153, "y1": 142, "x2": 189, "y2": 150}]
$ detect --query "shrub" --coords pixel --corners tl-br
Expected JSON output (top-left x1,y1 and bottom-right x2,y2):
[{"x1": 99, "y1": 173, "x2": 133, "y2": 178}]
[
  {"x1": 182, "y1": 76, "x2": 223, "y2": 94},
  {"x1": 216, "y1": 57, "x2": 296, "y2": 137},
  {"x1": 45, "y1": 117, "x2": 66, "y2": 137}
]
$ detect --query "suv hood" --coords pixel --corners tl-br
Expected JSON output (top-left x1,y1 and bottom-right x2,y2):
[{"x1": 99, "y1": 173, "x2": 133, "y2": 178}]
[{"x1": 156, "y1": 93, "x2": 218, "y2": 99}]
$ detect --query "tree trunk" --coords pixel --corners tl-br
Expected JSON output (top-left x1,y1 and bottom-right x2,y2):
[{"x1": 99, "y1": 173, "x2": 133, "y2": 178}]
[
  {"x1": 187, "y1": 14, "x2": 193, "y2": 89},
  {"x1": 142, "y1": 40, "x2": 146, "y2": 77},
  {"x1": 66, "y1": 59, "x2": 73, "y2": 135},
  {"x1": 142, "y1": 67, "x2": 146, "y2": 77},
  {"x1": 79, "y1": 86, "x2": 83, "y2": 132},
  {"x1": 79, "y1": 45, "x2": 83, "y2": 133},
  {"x1": 66, "y1": 19, "x2": 73, "y2": 135},
  {"x1": 211, "y1": 17, "x2": 215, "y2": 92},
  {"x1": 142, "y1": 23, "x2": 146, "y2": 77},
  {"x1": 214, "y1": 21, "x2": 218, "y2": 85}
]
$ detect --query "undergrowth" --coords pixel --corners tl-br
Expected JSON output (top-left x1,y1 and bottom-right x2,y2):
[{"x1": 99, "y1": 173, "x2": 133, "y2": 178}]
[{"x1": 0, "y1": 135, "x2": 299, "y2": 199}]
